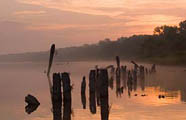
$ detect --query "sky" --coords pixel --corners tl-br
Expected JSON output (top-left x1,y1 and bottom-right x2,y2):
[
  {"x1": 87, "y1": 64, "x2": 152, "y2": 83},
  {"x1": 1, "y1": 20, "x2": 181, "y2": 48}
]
[{"x1": 0, "y1": 0, "x2": 186, "y2": 54}]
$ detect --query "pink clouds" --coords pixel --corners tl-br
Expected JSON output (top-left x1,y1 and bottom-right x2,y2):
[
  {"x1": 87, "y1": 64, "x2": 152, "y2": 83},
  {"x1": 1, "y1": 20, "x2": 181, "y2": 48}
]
[
  {"x1": 0, "y1": 0, "x2": 186, "y2": 54},
  {"x1": 14, "y1": 10, "x2": 46, "y2": 15}
]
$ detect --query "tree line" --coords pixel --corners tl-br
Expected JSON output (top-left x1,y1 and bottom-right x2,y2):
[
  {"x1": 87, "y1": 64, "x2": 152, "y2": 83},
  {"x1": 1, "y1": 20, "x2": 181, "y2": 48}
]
[{"x1": 0, "y1": 20, "x2": 186, "y2": 64}]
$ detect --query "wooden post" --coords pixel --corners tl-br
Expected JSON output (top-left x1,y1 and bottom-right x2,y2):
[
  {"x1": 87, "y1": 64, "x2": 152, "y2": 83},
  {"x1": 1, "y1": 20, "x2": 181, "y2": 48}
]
[
  {"x1": 121, "y1": 66, "x2": 127, "y2": 89},
  {"x1": 25, "y1": 94, "x2": 40, "y2": 114},
  {"x1": 139, "y1": 66, "x2": 145, "y2": 91},
  {"x1": 89, "y1": 70, "x2": 97, "y2": 114},
  {"x1": 61, "y1": 72, "x2": 72, "y2": 120},
  {"x1": 47, "y1": 44, "x2": 55, "y2": 76},
  {"x1": 145, "y1": 68, "x2": 148, "y2": 74},
  {"x1": 127, "y1": 71, "x2": 133, "y2": 97},
  {"x1": 115, "y1": 56, "x2": 121, "y2": 97},
  {"x1": 108, "y1": 66, "x2": 114, "y2": 89},
  {"x1": 116, "y1": 56, "x2": 120, "y2": 68},
  {"x1": 52, "y1": 73, "x2": 62, "y2": 120},
  {"x1": 81, "y1": 76, "x2": 86, "y2": 109},
  {"x1": 131, "y1": 60, "x2": 139, "y2": 72},
  {"x1": 151, "y1": 64, "x2": 156, "y2": 73},
  {"x1": 133, "y1": 69, "x2": 137, "y2": 91},
  {"x1": 47, "y1": 44, "x2": 55, "y2": 104},
  {"x1": 99, "y1": 69, "x2": 109, "y2": 120},
  {"x1": 95, "y1": 68, "x2": 100, "y2": 106}
]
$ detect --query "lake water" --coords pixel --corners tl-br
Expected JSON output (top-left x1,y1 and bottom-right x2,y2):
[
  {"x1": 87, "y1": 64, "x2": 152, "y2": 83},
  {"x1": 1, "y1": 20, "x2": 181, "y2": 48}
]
[{"x1": 0, "y1": 61, "x2": 186, "y2": 120}]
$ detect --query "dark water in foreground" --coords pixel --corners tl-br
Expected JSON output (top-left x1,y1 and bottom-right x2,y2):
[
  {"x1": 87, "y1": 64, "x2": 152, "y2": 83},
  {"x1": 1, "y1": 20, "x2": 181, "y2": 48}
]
[{"x1": 0, "y1": 61, "x2": 186, "y2": 120}]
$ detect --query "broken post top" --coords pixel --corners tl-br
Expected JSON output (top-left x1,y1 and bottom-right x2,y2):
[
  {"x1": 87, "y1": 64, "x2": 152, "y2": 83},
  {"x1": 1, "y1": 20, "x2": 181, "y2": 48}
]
[
  {"x1": 116, "y1": 56, "x2": 120, "y2": 67},
  {"x1": 131, "y1": 60, "x2": 139, "y2": 68},
  {"x1": 82, "y1": 76, "x2": 86, "y2": 83},
  {"x1": 89, "y1": 70, "x2": 96, "y2": 79},
  {"x1": 83, "y1": 76, "x2": 86, "y2": 80},
  {"x1": 61, "y1": 72, "x2": 71, "y2": 85},
  {"x1": 25, "y1": 94, "x2": 40, "y2": 105}
]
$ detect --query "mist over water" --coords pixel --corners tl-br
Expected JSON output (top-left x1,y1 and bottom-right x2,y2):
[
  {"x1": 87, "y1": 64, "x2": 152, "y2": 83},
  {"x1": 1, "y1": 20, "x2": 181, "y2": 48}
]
[{"x1": 0, "y1": 61, "x2": 186, "y2": 120}]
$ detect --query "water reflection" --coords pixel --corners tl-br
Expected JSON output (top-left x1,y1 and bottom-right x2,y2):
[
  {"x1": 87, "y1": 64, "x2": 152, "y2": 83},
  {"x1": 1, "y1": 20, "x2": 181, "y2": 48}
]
[
  {"x1": 44, "y1": 62, "x2": 186, "y2": 120},
  {"x1": 3, "y1": 61, "x2": 186, "y2": 120}
]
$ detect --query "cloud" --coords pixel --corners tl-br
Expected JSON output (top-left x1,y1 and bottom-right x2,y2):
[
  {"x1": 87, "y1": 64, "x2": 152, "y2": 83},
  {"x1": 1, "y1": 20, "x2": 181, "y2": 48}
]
[
  {"x1": 1, "y1": 0, "x2": 186, "y2": 54},
  {"x1": 0, "y1": 21, "x2": 50, "y2": 54},
  {"x1": 16, "y1": 0, "x2": 186, "y2": 17},
  {"x1": 15, "y1": 0, "x2": 186, "y2": 30},
  {"x1": 14, "y1": 10, "x2": 46, "y2": 15},
  {"x1": 16, "y1": 0, "x2": 127, "y2": 16}
]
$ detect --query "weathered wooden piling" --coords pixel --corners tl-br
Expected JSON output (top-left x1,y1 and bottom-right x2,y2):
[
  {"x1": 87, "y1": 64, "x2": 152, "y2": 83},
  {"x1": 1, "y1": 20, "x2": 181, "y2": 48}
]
[
  {"x1": 25, "y1": 94, "x2": 40, "y2": 114},
  {"x1": 61, "y1": 72, "x2": 72, "y2": 120},
  {"x1": 132, "y1": 69, "x2": 137, "y2": 91},
  {"x1": 115, "y1": 56, "x2": 121, "y2": 81},
  {"x1": 99, "y1": 69, "x2": 109, "y2": 120},
  {"x1": 108, "y1": 75, "x2": 114, "y2": 90},
  {"x1": 108, "y1": 66, "x2": 115, "y2": 89},
  {"x1": 151, "y1": 64, "x2": 156, "y2": 73},
  {"x1": 139, "y1": 66, "x2": 145, "y2": 91},
  {"x1": 95, "y1": 68, "x2": 100, "y2": 106},
  {"x1": 121, "y1": 66, "x2": 127, "y2": 89},
  {"x1": 52, "y1": 73, "x2": 62, "y2": 120},
  {"x1": 25, "y1": 103, "x2": 40, "y2": 114},
  {"x1": 81, "y1": 76, "x2": 86, "y2": 109},
  {"x1": 47, "y1": 44, "x2": 55, "y2": 76},
  {"x1": 116, "y1": 56, "x2": 121, "y2": 97},
  {"x1": 145, "y1": 68, "x2": 148, "y2": 74},
  {"x1": 89, "y1": 70, "x2": 97, "y2": 114},
  {"x1": 131, "y1": 61, "x2": 139, "y2": 72},
  {"x1": 116, "y1": 56, "x2": 120, "y2": 68},
  {"x1": 127, "y1": 71, "x2": 133, "y2": 91},
  {"x1": 140, "y1": 66, "x2": 145, "y2": 76},
  {"x1": 47, "y1": 44, "x2": 55, "y2": 102},
  {"x1": 25, "y1": 94, "x2": 40, "y2": 105}
]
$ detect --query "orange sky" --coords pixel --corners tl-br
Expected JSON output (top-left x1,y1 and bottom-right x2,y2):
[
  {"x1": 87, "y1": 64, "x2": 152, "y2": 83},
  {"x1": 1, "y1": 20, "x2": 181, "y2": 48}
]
[{"x1": 0, "y1": 0, "x2": 186, "y2": 54}]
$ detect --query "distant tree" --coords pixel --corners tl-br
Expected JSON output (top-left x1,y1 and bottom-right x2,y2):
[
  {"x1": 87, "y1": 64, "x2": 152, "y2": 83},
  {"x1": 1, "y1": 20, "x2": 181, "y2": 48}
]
[
  {"x1": 154, "y1": 25, "x2": 178, "y2": 40},
  {"x1": 179, "y1": 20, "x2": 186, "y2": 39},
  {"x1": 179, "y1": 20, "x2": 186, "y2": 33},
  {"x1": 154, "y1": 26, "x2": 163, "y2": 35}
]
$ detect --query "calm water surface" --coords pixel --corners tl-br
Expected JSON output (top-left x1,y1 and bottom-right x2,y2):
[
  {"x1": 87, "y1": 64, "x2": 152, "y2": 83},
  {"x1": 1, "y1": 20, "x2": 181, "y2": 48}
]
[{"x1": 0, "y1": 61, "x2": 186, "y2": 120}]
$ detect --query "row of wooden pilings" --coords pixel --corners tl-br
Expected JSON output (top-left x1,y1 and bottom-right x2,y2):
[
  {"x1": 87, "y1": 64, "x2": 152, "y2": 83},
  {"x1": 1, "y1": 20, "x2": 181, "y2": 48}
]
[
  {"x1": 52, "y1": 69, "x2": 109, "y2": 120},
  {"x1": 52, "y1": 72, "x2": 71, "y2": 120},
  {"x1": 88, "y1": 69, "x2": 109, "y2": 120}
]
